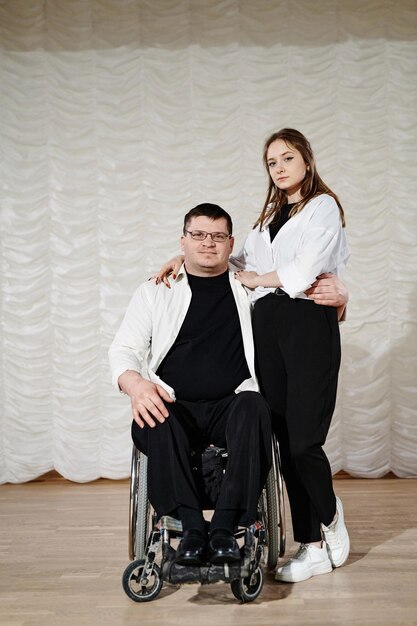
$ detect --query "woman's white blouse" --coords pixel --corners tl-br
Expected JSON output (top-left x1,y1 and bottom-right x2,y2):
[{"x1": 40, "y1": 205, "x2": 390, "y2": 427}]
[{"x1": 232, "y1": 194, "x2": 349, "y2": 302}]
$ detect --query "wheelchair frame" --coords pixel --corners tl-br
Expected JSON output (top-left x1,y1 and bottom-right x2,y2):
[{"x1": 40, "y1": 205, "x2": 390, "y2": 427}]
[{"x1": 124, "y1": 434, "x2": 286, "y2": 603}]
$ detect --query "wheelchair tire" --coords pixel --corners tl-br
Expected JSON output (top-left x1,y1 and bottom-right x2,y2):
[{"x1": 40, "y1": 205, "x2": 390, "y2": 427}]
[
  {"x1": 122, "y1": 559, "x2": 163, "y2": 602},
  {"x1": 264, "y1": 466, "x2": 280, "y2": 570},
  {"x1": 276, "y1": 455, "x2": 286, "y2": 558},
  {"x1": 135, "y1": 454, "x2": 150, "y2": 560},
  {"x1": 230, "y1": 565, "x2": 263, "y2": 603},
  {"x1": 129, "y1": 448, "x2": 151, "y2": 561}
]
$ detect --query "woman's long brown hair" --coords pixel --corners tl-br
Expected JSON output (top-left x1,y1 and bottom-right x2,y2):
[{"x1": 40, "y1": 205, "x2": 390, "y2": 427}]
[{"x1": 255, "y1": 128, "x2": 346, "y2": 230}]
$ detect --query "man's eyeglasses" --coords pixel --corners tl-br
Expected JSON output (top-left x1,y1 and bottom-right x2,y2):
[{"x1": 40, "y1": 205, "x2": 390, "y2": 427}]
[{"x1": 184, "y1": 230, "x2": 232, "y2": 243}]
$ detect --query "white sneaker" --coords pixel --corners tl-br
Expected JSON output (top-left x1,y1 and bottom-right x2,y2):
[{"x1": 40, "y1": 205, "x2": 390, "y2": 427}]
[
  {"x1": 321, "y1": 496, "x2": 350, "y2": 568},
  {"x1": 275, "y1": 543, "x2": 332, "y2": 583}
]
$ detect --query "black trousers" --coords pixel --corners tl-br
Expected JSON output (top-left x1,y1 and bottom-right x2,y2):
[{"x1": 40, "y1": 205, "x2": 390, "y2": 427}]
[
  {"x1": 252, "y1": 293, "x2": 340, "y2": 543},
  {"x1": 131, "y1": 390, "x2": 272, "y2": 528}
]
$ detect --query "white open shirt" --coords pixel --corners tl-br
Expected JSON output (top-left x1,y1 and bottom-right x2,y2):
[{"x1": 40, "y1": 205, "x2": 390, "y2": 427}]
[
  {"x1": 108, "y1": 269, "x2": 259, "y2": 399},
  {"x1": 232, "y1": 194, "x2": 350, "y2": 302}
]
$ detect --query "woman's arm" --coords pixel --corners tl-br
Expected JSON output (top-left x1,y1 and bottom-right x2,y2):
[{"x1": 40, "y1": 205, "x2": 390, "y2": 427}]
[
  {"x1": 153, "y1": 255, "x2": 184, "y2": 288},
  {"x1": 276, "y1": 198, "x2": 349, "y2": 298},
  {"x1": 234, "y1": 270, "x2": 282, "y2": 290},
  {"x1": 236, "y1": 269, "x2": 349, "y2": 321}
]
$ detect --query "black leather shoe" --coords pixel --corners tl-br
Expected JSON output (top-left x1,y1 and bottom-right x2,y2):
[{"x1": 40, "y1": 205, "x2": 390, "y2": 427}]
[
  {"x1": 208, "y1": 531, "x2": 241, "y2": 564},
  {"x1": 175, "y1": 530, "x2": 207, "y2": 566}
]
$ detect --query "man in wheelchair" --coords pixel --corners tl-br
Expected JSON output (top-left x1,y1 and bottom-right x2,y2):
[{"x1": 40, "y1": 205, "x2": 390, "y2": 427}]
[{"x1": 109, "y1": 203, "x2": 273, "y2": 566}]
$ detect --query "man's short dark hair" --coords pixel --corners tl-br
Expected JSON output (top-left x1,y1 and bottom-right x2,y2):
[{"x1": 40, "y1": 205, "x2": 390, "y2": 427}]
[{"x1": 183, "y1": 203, "x2": 233, "y2": 235}]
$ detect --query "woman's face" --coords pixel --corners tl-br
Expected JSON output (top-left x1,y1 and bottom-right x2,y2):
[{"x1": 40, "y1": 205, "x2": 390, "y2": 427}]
[{"x1": 266, "y1": 139, "x2": 307, "y2": 202}]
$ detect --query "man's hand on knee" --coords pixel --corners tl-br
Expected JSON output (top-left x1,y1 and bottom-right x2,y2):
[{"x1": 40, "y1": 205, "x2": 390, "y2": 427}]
[{"x1": 118, "y1": 370, "x2": 173, "y2": 429}]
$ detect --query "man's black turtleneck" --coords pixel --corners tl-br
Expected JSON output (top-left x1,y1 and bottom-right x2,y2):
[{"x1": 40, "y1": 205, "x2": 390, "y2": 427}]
[{"x1": 156, "y1": 270, "x2": 250, "y2": 401}]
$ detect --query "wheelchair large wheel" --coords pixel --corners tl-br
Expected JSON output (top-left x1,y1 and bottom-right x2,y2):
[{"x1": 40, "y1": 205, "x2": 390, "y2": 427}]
[
  {"x1": 231, "y1": 565, "x2": 263, "y2": 603},
  {"x1": 122, "y1": 559, "x2": 163, "y2": 602},
  {"x1": 129, "y1": 447, "x2": 151, "y2": 561}
]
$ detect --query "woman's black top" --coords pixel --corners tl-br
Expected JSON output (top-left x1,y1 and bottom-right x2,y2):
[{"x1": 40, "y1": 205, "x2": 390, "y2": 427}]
[{"x1": 268, "y1": 203, "x2": 295, "y2": 242}]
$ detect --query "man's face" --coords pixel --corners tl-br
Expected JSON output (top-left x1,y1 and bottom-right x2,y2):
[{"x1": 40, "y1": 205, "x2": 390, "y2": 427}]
[{"x1": 180, "y1": 216, "x2": 234, "y2": 276}]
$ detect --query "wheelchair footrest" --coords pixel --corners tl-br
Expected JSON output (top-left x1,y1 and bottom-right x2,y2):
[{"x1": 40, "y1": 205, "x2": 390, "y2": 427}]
[{"x1": 163, "y1": 560, "x2": 241, "y2": 585}]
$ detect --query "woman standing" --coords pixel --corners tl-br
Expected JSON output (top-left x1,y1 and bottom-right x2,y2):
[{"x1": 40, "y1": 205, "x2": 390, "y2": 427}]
[{"x1": 234, "y1": 128, "x2": 350, "y2": 582}]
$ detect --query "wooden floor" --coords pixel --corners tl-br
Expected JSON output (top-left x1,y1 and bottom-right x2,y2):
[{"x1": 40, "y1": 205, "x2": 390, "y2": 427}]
[{"x1": 1, "y1": 475, "x2": 416, "y2": 626}]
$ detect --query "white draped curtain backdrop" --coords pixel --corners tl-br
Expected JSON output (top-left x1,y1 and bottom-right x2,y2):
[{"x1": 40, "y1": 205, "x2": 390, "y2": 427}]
[{"x1": 0, "y1": 0, "x2": 416, "y2": 483}]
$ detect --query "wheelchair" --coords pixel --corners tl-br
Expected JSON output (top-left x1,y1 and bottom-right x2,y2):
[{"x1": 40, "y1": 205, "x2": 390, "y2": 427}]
[{"x1": 122, "y1": 434, "x2": 286, "y2": 604}]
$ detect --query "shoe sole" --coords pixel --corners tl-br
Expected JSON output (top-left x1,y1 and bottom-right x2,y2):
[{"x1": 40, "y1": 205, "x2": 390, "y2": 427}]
[
  {"x1": 275, "y1": 560, "x2": 333, "y2": 583},
  {"x1": 325, "y1": 497, "x2": 350, "y2": 568},
  {"x1": 209, "y1": 555, "x2": 241, "y2": 565},
  {"x1": 327, "y1": 531, "x2": 350, "y2": 568},
  {"x1": 175, "y1": 556, "x2": 205, "y2": 566}
]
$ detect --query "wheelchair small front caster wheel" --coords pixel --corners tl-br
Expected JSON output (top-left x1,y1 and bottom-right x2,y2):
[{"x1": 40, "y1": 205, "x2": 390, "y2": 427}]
[
  {"x1": 231, "y1": 565, "x2": 264, "y2": 603},
  {"x1": 122, "y1": 559, "x2": 163, "y2": 602}
]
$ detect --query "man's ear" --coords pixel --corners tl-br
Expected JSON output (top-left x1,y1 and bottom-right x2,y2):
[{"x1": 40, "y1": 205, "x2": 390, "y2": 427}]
[
  {"x1": 229, "y1": 236, "x2": 235, "y2": 254},
  {"x1": 180, "y1": 235, "x2": 185, "y2": 251}
]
